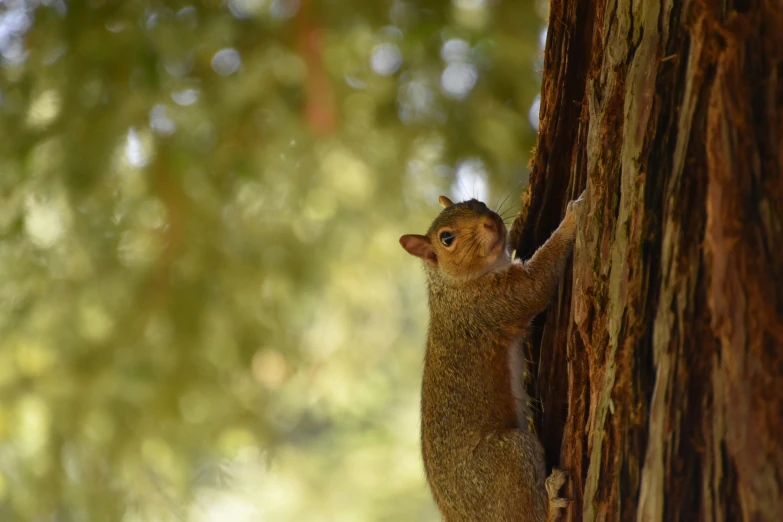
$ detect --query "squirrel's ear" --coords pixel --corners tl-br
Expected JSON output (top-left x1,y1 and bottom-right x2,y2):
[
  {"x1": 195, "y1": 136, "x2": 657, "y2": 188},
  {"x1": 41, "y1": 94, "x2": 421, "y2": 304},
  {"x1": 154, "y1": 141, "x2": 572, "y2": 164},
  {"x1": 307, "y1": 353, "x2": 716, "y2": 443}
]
[
  {"x1": 400, "y1": 234, "x2": 437, "y2": 262},
  {"x1": 438, "y1": 196, "x2": 454, "y2": 208}
]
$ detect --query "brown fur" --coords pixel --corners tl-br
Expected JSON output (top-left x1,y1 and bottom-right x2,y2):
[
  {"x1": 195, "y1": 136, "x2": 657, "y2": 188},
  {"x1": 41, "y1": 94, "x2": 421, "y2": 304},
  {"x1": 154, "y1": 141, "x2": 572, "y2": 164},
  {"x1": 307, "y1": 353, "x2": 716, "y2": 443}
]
[{"x1": 400, "y1": 194, "x2": 584, "y2": 522}]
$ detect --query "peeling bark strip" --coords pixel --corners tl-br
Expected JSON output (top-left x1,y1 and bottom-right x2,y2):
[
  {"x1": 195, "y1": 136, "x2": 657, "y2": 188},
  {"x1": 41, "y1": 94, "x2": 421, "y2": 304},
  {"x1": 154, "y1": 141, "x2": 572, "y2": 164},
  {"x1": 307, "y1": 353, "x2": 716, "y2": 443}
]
[{"x1": 515, "y1": 0, "x2": 783, "y2": 521}]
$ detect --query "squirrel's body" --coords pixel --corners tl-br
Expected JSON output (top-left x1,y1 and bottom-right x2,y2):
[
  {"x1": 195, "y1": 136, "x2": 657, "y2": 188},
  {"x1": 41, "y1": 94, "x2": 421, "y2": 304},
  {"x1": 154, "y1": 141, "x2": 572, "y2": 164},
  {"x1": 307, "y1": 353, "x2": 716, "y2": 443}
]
[
  {"x1": 401, "y1": 195, "x2": 583, "y2": 522},
  {"x1": 423, "y1": 276, "x2": 548, "y2": 521}
]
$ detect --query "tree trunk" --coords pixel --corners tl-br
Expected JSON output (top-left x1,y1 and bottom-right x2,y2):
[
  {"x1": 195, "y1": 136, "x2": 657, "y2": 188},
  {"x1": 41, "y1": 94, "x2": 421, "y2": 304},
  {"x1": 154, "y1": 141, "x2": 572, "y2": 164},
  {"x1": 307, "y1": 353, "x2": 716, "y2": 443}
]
[{"x1": 512, "y1": 0, "x2": 783, "y2": 520}]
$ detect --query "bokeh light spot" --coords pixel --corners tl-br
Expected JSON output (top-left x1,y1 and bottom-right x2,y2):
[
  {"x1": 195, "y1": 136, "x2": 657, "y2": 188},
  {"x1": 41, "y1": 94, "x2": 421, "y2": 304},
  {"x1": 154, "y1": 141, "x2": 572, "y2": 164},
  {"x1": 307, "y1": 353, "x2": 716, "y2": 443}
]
[
  {"x1": 212, "y1": 48, "x2": 242, "y2": 76},
  {"x1": 172, "y1": 88, "x2": 200, "y2": 106},
  {"x1": 370, "y1": 43, "x2": 402, "y2": 76},
  {"x1": 24, "y1": 198, "x2": 65, "y2": 248},
  {"x1": 440, "y1": 63, "x2": 477, "y2": 99},
  {"x1": 150, "y1": 104, "x2": 176, "y2": 135}
]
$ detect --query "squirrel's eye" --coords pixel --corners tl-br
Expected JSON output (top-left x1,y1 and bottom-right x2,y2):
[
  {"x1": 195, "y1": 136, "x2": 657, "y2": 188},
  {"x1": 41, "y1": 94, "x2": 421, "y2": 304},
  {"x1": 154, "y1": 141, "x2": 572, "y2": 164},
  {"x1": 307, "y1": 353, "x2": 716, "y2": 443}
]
[{"x1": 439, "y1": 231, "x2": 455, "y2": 247}]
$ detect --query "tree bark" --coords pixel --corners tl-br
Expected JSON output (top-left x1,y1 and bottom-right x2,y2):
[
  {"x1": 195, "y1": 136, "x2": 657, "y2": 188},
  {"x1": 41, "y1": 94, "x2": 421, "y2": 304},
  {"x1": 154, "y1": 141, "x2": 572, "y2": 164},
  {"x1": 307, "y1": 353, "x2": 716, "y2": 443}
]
[{"x1": 513, "y1": 0, "x2": 783, "y2": 520}]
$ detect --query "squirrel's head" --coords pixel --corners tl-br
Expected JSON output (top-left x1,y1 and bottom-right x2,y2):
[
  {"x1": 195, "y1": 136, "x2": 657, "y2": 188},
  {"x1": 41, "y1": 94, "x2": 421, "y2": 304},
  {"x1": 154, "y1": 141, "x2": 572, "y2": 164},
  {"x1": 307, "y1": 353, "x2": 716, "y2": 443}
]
[{"x1": 400, "y1": 196, "x2": 509, "y2": 280}]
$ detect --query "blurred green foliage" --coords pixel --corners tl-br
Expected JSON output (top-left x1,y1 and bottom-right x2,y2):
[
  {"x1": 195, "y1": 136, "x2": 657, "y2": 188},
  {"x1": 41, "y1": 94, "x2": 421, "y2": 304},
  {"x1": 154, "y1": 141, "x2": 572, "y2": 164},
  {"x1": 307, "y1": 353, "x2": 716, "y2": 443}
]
[{"x1": 0, "y1": 0, "x2": 545, "y2": 519}]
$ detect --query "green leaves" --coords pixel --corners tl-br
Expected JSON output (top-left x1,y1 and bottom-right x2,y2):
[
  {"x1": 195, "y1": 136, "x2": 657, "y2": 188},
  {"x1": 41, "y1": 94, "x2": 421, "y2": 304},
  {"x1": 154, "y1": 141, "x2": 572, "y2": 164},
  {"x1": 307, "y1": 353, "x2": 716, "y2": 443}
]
[{"x1": 0, "y1": 1, "x2": 543, "y2": 519}]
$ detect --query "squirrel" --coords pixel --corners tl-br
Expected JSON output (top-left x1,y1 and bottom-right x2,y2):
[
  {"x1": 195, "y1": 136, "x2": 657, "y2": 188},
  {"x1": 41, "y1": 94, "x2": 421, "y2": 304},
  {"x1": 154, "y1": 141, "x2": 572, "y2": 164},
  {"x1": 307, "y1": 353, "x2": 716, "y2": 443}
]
[{"x1": 399, "y1": 191, "x2": 584, "y2": 522}]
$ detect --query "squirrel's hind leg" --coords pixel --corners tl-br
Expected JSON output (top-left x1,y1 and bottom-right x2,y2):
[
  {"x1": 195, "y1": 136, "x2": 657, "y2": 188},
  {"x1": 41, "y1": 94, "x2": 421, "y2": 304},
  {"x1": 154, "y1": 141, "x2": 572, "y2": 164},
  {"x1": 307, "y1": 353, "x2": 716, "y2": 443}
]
[{"x1": 544, "y1": 468, "x2": 570, "y2": 522}]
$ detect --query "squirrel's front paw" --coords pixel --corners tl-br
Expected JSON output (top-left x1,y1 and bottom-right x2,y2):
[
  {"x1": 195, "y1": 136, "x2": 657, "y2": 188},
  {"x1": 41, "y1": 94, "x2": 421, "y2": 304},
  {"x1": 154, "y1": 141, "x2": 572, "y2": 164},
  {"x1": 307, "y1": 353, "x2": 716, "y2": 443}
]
[{"x1": 566, "y1": 189, "x2": 586, "y2": 215}]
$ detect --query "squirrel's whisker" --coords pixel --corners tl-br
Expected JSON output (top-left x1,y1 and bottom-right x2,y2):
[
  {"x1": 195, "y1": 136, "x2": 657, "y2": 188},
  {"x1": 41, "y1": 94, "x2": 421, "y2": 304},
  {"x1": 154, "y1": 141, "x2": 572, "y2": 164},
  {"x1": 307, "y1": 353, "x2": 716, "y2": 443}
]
[
  {"x1": 493, "y1": 176, "x2": 519, "y2": 212},
  {"x1": 495, "y1": 179, "x2": 525, "y2": 216}
]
